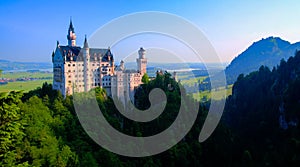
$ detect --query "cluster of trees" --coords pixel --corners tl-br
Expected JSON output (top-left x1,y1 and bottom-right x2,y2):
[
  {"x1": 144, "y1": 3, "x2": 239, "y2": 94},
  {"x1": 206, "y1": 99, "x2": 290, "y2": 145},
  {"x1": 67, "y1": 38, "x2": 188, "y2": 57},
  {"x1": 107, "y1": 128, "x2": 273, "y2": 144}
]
[
  {"x1": 2, "y1": 51, "x2": 300, "y2": 166},
  {"x1": 0, "y1": 86, "x2": 77, "y2": 166}
]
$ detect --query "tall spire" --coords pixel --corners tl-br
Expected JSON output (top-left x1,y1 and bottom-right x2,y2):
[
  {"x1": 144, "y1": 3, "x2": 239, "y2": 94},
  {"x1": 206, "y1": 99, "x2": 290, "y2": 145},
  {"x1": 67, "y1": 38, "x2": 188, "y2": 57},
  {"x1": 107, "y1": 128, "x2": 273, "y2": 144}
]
[
  {"x1": 84, "y1": 35, "x2": 89, "y2": 48},
  {"x1": 69, "y1": 17, "x2": 75, "y2": 33},
  {"x1": 67, "y1": 17, "x2": 76, "y2": 46}
]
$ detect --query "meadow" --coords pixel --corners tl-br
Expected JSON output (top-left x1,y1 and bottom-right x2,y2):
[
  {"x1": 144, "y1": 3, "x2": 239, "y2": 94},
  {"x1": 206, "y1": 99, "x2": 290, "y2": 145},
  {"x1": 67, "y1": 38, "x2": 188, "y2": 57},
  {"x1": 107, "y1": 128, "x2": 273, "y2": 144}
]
[
  {"x1": 0, "y1": 80, "x2": 52, "y2": 93},
  {"x1": 0, "y1": 71, "x2": 52, "y2": 93},
  {"x1": 178, "y1": 73, "x2": 233, "y2": 101},
  {"x1": 179, "y1": 76, "x2": 207, "y2": 86},
  {"x1": 1, "y1": 71, "x2": 52, "y2": 79},
  {"x1": 192, "y1": 84, "x2": 233, "y2": 101}
]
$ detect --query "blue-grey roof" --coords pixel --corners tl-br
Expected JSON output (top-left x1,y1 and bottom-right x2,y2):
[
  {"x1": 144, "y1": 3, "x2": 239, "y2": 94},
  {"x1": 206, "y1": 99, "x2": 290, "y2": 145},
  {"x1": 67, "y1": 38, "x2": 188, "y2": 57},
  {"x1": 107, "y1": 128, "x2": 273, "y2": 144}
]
[{"x1": 58, "y1": 45, "x2": 114, "y2": 62}]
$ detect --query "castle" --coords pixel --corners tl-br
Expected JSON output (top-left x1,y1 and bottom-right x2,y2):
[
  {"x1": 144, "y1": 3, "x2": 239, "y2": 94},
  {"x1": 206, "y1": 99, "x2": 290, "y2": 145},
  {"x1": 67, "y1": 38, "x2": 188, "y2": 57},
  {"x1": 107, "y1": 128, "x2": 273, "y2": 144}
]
[{"x1": 52, "y1": 20, "x2": 147, "y2": 102}]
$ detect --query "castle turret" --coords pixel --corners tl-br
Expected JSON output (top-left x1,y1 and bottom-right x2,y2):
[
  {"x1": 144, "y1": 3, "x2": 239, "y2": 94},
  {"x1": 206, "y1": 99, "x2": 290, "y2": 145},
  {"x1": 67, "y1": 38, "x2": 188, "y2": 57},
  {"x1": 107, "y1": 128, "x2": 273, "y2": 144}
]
[
  {"x1": 136, "y1": 47, "x2": 147, "y2": 75},
  {"x1": 120, "y1": 60, "x2": 125, "y2": 71},
  {"x1": 67, "y1": 19, "x2": 77, "y2": 46},
  {"x1": 138, "y1": 47, "x2": 146, "y2": 59},
  {"x1": 83, "y1": 35, "x2": 90, "y2": 92}
]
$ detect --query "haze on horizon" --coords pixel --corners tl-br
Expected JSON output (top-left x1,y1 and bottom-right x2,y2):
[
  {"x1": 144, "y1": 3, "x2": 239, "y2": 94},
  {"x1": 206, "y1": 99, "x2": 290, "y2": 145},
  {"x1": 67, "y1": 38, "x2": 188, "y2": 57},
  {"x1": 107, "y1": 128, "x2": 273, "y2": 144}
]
[{"x1": 0, "y1": 0, "x2": 300, "y2": 63}]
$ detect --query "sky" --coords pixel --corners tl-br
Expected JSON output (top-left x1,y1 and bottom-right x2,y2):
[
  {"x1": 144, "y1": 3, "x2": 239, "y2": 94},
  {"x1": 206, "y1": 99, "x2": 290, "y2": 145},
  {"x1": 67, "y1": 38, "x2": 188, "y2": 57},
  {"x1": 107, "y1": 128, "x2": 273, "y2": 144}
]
[{"x1": 0, "y1": 0, "x2": 300, "y2": 63}]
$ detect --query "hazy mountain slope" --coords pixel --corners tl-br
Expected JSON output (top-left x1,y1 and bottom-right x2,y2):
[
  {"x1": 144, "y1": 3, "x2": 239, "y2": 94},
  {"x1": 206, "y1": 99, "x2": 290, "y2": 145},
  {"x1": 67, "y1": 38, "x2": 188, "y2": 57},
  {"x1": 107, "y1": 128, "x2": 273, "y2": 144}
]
[
  {"x1": 0, "y1": 60, "x2": 52, "y2": 71},
  {"x1": 225, "y1": 37, "x2": 300, "y2": 83}
]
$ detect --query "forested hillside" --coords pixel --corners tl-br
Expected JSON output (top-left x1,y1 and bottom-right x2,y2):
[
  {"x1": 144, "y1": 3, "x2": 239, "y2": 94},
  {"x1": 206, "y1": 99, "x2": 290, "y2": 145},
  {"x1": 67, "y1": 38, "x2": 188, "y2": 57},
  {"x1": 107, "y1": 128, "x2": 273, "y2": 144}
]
[
  {"x1": 224, "y1": 51, "x2": 300, "y2": 166},
  {"x1": 0, "y1": 74, "x2": 208, "y2": 166}
]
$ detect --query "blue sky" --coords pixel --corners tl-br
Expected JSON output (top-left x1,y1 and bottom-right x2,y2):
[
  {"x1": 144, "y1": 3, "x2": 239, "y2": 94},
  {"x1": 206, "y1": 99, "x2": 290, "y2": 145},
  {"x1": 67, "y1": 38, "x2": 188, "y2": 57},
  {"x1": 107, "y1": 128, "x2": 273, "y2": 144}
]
[{"x1": 0, "y1": 0, "x2": 300, "y2": 63}]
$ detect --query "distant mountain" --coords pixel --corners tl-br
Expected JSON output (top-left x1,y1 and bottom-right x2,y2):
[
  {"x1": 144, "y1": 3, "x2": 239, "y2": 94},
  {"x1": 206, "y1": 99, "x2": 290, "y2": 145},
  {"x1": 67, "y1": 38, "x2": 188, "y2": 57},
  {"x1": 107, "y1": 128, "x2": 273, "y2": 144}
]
[
  {"x1": 0, "y1": 59, "x2": 10, "y2": 63},
  {"x1": 225, "y1": 37, "x2": 300, "y2": 84},
  {"x1": 0, "y1": 59, "x2": 52, "y2": 72}
]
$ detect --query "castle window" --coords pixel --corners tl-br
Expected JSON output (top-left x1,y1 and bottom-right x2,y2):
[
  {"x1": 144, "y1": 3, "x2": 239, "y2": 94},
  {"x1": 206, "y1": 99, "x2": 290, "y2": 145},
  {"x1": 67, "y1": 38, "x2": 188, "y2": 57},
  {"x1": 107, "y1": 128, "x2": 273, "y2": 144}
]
[
  {"x1": 68, "y1": 64, "x2": 71, "y2": 67},
  {"x1": 73, "y1": 64, "x2": 75, "y2": 66},
  {"x1": 68, "y1": 70, "x2": 71, "y2": 72}
]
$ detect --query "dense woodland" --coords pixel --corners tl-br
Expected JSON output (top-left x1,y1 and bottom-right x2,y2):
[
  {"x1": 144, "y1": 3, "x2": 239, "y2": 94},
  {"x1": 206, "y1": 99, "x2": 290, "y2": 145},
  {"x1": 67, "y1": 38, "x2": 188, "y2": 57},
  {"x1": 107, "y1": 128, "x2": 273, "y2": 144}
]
[{"x1": 1, "y1": 52, "x2": 300, "y2": 166}]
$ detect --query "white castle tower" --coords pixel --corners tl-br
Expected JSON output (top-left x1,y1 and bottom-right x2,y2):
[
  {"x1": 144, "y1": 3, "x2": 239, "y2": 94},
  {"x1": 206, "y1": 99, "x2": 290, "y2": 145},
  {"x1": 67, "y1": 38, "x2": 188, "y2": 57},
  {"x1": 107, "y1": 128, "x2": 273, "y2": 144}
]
[
  {"x1": 137, "y1": 47, "x2": 147, "y2": 75},
  {"x1": 111, "y1": 48, "x2": 148, "y2": 105},
  {"x1": 67, "y1": 19, "x2": 76, "y2": 46}
]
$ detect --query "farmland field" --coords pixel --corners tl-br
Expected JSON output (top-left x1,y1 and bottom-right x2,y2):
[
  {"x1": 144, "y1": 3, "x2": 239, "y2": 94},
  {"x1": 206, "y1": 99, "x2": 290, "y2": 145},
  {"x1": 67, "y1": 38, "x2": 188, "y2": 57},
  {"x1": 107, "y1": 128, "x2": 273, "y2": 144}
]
[
  {"x1": 177, "y1": 72, "x2": 232, "y2": 101},
  {"x1": 0, "y1": 71, "x2": 53, "y2": 93},
  {"x1": 0, "y1": 80, "x2": 52, "y2": 93},
  {"x1": 180, "y1": 76, "x2": 207, "y2": 86},
  {"x1": 2, "y1": 72, "x2": 52, "y2": 79},
  {"x1": 192, "y1": 84, "x2": 233, "y2": 101}
]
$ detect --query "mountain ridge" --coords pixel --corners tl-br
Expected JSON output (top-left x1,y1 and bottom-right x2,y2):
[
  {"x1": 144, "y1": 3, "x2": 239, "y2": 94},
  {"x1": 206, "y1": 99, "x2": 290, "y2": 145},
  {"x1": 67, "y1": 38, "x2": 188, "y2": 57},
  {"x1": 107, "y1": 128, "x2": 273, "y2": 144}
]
[
  {"x1": 225, "y1": 36, "x2": 300, "y2": 84},
  {"x1": 0, "y1": 59, "x2": 52, "y2": 71}
]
